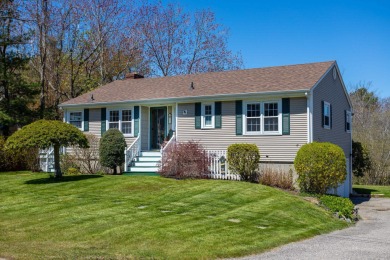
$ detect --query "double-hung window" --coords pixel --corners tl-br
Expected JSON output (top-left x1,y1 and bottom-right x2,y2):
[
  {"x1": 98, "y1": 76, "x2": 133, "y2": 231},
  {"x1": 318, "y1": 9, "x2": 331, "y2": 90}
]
[
  {"x1": 323, "y1": 101, "x2": 331, "y2": 129},
  {"x1": 69, "y1": 111, "x2": 83, "y2": 129},
  {"x1": 244, "y1": 101, "x2": 281, "y2": 135},
  {"x1": 201, "y1": 103, "x2": 214, "y2": 128},
  {"x1": 108, "y1": 108, "x2": 133, "y2": 136}
]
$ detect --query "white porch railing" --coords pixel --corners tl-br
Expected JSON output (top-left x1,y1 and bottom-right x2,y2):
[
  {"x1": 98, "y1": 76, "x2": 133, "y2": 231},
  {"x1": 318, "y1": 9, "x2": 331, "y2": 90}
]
[
  {"x1": 161, "y1": 131, "x2": 176, "y2": 158},
  {"x1": 39, "y1": 147, "x2": 55, "y2": 172},
  {"x1": 125, "y1": 136, "x2": 141, "y2": 171},
  {"x1": 206, "y1": 150, "x2": 240, "y2": 180}
]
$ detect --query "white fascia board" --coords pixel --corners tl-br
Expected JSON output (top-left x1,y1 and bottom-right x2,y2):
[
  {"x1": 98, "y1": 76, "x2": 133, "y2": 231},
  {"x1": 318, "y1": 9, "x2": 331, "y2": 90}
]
[{"x1": 59, "y1": 89, "x2": 309, "y2": 109}]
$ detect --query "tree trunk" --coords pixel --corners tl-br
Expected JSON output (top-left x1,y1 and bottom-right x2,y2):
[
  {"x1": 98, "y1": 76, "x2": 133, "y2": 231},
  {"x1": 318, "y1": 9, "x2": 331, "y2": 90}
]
[
  {"x1": 113, "y1": 166, "x2": 117, "y2": 175},
  {"x1": 54, "y1": 144, "x2": 62, "y2": 178}
]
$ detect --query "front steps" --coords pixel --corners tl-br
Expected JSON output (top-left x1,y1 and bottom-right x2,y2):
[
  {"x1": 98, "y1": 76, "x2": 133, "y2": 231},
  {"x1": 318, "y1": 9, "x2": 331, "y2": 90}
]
[{"x1": 127, "y1": 151, "x2": 161, "y2": 173}]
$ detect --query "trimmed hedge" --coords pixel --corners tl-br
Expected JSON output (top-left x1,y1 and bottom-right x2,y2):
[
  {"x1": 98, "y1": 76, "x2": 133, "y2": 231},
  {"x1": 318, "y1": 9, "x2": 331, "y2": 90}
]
[
  {"x1": 227, "y1": 143, "x2": 260, "y2": 182},
  {"x1": 294, "y1": 142, "x2": 346, "y2": 194},
  {"x1": 99, "y1": 129, "x2": 127, "y2": 174}
]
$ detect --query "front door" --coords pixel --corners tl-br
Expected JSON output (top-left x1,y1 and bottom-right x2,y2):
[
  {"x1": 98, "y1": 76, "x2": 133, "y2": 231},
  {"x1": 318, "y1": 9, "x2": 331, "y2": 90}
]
[{"x1": 150, "y1": 107, "x2": 167, "y2": 149}]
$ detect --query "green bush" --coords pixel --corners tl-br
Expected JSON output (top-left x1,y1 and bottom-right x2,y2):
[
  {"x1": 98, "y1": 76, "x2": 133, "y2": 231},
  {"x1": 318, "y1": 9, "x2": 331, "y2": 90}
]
[
  {"x1": 294, "y1": 142, "x2": 346, "y2": 194},
  {"x1": 227, "y1": 144, "x2": 260, "y2": 182},
  {"x1": 319, "y1": 195, "x2": 355, "y2": 220},
  {"x1": 99, "y1": 129, "x2": 127, "y2": 174},
  {"x1": 0, "y1": 135, "x2": 40, "y2": 172}
]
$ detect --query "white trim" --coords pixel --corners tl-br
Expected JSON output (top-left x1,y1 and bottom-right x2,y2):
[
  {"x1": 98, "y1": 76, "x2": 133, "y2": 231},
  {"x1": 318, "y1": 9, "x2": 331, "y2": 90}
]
[
  {"x1": 67, "y1": 110, "x2": 84, "y2": 131},
  {"x1": 106, "y1": 107, "x2": 134, "y2": 137},
  {"x1": 201, "y1": 102, "x2": 215, "y2": 129},
  {"x1": 306, "y1": 94, "x2": 311, "y2": 143},
  {"x1": 243, "y1": 100, "x2": 282, "y2": 135},
  {"x1": 148, "y1": 106, "x2": 151, "y2": 150},
  {"x1": 175, "y1": 103, "x2": 178, "y2": 142}
]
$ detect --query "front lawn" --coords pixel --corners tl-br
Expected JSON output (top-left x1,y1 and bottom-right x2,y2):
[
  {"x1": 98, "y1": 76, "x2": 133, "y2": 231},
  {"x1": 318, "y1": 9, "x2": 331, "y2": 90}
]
[
  {"x1": 353, "y1": 185, "x2": 390, "y2": 198},
  {"x1": 0, "y1": 172, "x2": 348, "y2": 259}
]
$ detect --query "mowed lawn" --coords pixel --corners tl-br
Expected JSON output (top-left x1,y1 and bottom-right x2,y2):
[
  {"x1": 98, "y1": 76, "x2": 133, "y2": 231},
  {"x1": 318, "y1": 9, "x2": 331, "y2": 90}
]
[
  {"x1": 0, "y1": 172, "x2": 348, "y2": 259},
  {"x1": 353, "y1": 185, "x2": 390, "y2": 198}
]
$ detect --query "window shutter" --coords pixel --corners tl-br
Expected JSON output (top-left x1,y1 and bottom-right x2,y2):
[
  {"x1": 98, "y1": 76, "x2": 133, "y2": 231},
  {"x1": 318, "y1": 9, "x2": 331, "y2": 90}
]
[
  {"x1": 235, "y1": 100, "x2": 243, "y2": 135},
  {"x1": 101, "y1": 108, "x2": 106, "y2": 136},
  {"x1": 134, "y1": 106, "x2": 140, "y2": 137},
  {"x1": 330, "y1": 104, "x2": 333, "y2": 129},
  {"x1": 321, "y1": 101, "x2": 324, "y2": 128},
  {"x1": 195, "y1": 102, "x2": 201, "y2": 129},
  {"x1": 215, "y1": 102, "x2": 222, "y2": 129},
  {"x1": 282, "y1": 98, "x2": 290, "y2": 135},
  {"x1": 344, "y1": 110, "x2": 347, "y2": 132},
  {"x1": 84, "y1": 109, "x2": 89, "y2": 132}
]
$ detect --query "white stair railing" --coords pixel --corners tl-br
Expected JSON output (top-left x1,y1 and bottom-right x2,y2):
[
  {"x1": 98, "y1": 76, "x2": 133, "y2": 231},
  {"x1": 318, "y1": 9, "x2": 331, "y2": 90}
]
[
  {"x1": 125, "y1": 136, "x2": 141, "y2": 172},
  {"x1": 39, "y1": 147, "x2": 55, "y2": 172},
  {"x1": 161, "y1": 131, "x2": 176, "y2": 158}
]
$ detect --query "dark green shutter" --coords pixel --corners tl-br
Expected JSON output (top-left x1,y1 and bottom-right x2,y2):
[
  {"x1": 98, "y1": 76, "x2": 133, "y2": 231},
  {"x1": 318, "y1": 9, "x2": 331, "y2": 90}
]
[
  {"x1": 134, "y1": 106, "x2": 140, "y2": 137},
  {"x1": 101, "y1": 108, "x2": 106, "y2": 135},
  {"x1": 282, "y1": 98, "x2": 290, "y2": 135},
  {"x1": 83, "y1": 108, "x2": 89, "y2": 132},
  {"x1": 330, "y1": 104, "x2": 333, "y2": 129},
  {"x1": 235, "y1": 100, "x2": 243, "y2": 135},
  {"x1": 195, "y1": 102, "x2": 201, "y2": 129},
  {"x1": 215, "y1": 102, "x2": 222, "y2": 128},
  {"x1": 344, "y1": 110, "x2": 347, "y2": 132}
]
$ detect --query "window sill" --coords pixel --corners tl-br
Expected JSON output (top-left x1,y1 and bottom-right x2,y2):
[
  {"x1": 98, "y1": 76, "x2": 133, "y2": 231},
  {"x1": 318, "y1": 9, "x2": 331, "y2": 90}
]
[{"x1": 244, "y1": 132, "x2": 282, "y2": 136}]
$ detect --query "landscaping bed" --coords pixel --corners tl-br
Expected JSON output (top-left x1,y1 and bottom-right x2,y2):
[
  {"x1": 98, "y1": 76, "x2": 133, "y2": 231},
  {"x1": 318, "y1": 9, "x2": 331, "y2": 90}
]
[{"x1": 0, "y1": 172, "x2": 348, "y2": 259}]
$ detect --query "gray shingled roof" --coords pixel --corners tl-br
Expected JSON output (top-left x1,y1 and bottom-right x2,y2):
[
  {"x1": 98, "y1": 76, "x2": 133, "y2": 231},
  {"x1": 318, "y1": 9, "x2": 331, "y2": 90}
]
[{"x1": 60, "y1": 61, "x2": 334, "y2": 106}]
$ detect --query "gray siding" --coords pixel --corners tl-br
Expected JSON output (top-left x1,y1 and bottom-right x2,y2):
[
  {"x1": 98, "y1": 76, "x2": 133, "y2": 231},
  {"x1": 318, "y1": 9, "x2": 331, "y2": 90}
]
[
  {"x1": 177, "y1": 98, "x2": 308, "y2": 162},
  {"x1": 313, "y1": 67, "x2": 352, "y2": 157},
  {"x1": 141, "y1": 106, "x2": 149, "y2": 150}
]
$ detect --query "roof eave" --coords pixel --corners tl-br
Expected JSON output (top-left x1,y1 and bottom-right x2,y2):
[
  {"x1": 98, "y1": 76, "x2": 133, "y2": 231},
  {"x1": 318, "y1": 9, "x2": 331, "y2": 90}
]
[{"x1": 59, "y1": 89, "x2": 310, "y2": 109}]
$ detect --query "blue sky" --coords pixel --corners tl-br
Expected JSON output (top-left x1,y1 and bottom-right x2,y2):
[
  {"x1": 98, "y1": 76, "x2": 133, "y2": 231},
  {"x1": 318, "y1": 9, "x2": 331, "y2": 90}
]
[{"x1": 176, "y1": 0, "x2": 390, "y2": 98}]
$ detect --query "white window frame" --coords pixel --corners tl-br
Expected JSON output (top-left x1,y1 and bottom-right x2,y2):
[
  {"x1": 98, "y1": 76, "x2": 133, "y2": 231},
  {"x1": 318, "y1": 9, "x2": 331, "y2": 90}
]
[
  {"x1": 346, "y1": 110, "x2": 352, "y2": 133},
  {"x1": 243, "y1": 100, "x2": 282, "y2": 135},
  {"x1": 107, "y1": 108, "x2": 134, "y2": 137},
  {"x1": 201, "y1": 102, "x2": 215, "y2": 129},
  {"x1": 323, "y1": 101, "x2": 331, "y2": 129},
  {"x1": 68, "y1": 110, "x2": 84, "y2": 130}
]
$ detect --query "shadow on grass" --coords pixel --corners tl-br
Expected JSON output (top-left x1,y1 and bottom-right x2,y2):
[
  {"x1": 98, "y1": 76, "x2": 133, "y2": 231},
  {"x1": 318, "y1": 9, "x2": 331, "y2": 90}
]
[
  {"x1": 25, "y1": 175, "x2": 103, "y2": 184},
  {"x1": 353, "y1": 187, "x2": 379, "y2": 195}
]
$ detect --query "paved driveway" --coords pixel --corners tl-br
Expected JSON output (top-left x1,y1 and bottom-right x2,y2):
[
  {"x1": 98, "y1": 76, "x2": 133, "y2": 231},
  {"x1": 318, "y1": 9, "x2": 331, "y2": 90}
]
[{"x1": 235, "y1": 197, "x2": 390, "y2": 260}]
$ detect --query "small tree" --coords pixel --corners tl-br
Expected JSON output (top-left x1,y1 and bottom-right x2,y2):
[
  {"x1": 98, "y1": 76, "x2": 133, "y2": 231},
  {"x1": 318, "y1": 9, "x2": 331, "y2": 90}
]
[
  {"x1": 5, "y1": 120, "x2": 88, "y2": 178},
  {"x1": 99, "y1": 129, "x2": 127, "y2": 174},
  {"x1": 294, "y1": 142, "x2": 346, "y2": 194},
  {"x1": 352, "y1": 140, "x2": 371, "y2": 178},
  {"x1": 227, "y1": 144, "x2": 260, "y2": 182}
]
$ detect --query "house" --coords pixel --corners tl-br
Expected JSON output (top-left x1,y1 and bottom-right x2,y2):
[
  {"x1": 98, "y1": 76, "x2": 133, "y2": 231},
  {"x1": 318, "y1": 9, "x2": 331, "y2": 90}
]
[{"x1": 59, "y1": 61, "x2": 352, "y2": 197}]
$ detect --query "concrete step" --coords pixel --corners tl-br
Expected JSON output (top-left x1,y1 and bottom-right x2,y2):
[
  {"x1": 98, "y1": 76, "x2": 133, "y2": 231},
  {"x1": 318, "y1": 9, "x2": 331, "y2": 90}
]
[
  {"x1": 136, "y1": 156, "x2": 161, "y2": 162},
  {"x1": 128, "y1": 166, "x2": 159, "y2": 172},
  {"x1": 133, "y1": 161, "x2": 160, "y2": 167},
  {"x1": 140, "y1": 151, "x2": 162, "y2": 157}
]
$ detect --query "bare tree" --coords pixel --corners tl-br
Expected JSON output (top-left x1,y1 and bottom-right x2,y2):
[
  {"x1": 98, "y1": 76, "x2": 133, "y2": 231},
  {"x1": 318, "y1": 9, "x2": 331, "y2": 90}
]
[{"x1": 134, "y1": 1, "x2": 243, "y2": 77}]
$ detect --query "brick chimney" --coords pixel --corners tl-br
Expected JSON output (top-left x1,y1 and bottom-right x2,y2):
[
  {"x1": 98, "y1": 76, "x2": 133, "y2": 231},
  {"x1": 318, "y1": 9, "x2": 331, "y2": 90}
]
[{"x1": 125, "y1": 72, "x2": 144, "y2": 79}]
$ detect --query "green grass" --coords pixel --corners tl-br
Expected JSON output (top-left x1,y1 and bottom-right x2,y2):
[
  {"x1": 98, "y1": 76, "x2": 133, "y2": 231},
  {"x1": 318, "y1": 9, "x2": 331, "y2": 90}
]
[
  {"x1": 0, "y1": 172, "x2": 348, "y2": 259},
  {"x1": 353, "y1": 184, "x2": 390, "y2": 198}
]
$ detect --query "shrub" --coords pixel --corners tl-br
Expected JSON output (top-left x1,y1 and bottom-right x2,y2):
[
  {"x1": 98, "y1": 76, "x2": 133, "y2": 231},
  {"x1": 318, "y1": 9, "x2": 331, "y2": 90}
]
[
  {"x1": 60, "y1": 154, "x2": 80, "y2": 175},
  {"x1": 294, "y1": 142, "x2": 346, "y2": 194},
  {"x1": 65, "y1": 167, "x2": 81, "y2": 175},
  {"x1": 260, "y1": 165, "x2": 295, "y2": 190},
  {"x1": 227, "y1": 144, "x2": 260, "y2": 182},
  {"x1": 319, "y1": 195, "x2": 355, "y2": 220},
  {"x1": 99, "y1": 129, "x2": 127, "y2": 174},
  {"x1": 0, "y1": 135, "x2": 40, "y2": 172},
  {"x1": 159, "y1": 141, "x2": 209, "y2": 179}
]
